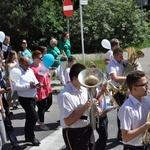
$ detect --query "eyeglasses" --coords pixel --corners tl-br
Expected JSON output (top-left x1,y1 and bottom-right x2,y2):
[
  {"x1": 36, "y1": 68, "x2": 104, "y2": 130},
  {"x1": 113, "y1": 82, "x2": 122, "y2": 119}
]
[
  {"x1": 134, "y1": 82, "x2": 149, "y2": 87},
  {"x1": 22, "y1": 42, "x2": 27, "y2": 44}
]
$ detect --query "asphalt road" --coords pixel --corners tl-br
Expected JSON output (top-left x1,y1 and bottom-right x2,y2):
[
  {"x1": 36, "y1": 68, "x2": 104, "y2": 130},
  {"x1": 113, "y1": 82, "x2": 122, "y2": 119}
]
[{"x1": 2, "y1": 47, "x2": 150, "y2": 150}]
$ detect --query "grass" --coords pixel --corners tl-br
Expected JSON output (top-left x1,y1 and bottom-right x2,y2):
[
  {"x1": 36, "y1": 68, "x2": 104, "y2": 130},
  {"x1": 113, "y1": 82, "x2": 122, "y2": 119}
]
[{"x1": 76, "y1": 52, "x2": 106, "y2": 72}]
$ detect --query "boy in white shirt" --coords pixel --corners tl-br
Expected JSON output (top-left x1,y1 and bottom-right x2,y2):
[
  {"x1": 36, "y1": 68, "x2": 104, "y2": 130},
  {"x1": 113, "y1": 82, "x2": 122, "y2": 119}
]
[{"x1": 64, "y1": 56, "x2": 76, "y2": 85}]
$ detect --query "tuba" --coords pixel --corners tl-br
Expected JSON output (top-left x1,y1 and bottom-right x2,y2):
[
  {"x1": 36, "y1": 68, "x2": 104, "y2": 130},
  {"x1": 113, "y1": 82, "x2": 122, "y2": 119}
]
[
  {"x1": 78, "y1": 68, "x2": 104, "y2": 129},
  {"x1": 78, "y1": 68, "x2": 119, "y2": 129},
  {"x1": 119, "y1": 47, "x2": 144, "y2": 95},
  {"x1": 142, "y1": 111, "x2": 150, "y2": 144}
]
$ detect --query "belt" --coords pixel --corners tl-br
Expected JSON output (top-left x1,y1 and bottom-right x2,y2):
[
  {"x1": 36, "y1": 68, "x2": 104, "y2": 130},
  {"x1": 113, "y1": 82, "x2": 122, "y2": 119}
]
[
  {"x1": 64, "y1": 125, "x2": 91, "y2": 131},
  {"x1": 19, "y1": 96, "x2": 36, "y2": 100},
  {"x1": 124, "y1": 144, "x2": 149, "y2": 150},
  {"x1": 80, "y1": 115, "x2": 88, "y2": 120}
]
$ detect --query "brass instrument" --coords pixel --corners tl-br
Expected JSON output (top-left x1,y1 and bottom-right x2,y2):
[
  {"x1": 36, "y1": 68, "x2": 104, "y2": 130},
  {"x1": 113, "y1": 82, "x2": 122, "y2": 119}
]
[
  {"x1": 142, "y1": 111, "x2": 150, "y2": 145},
  {"x1": 78, "y1": 68, "x2": 104, "y2": 129},
  {"x1": 105, "y1": 80, "x2": 120, "y2": 109},
  {"x1": 78, "y1": 68, "x2": 119, "y2": 129},
  {"x1": 119, "y1": 47, "x2": 144, "y2": 95}
]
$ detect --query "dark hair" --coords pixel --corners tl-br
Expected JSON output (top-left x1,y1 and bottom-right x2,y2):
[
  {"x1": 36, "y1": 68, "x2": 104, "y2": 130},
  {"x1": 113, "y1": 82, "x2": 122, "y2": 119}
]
[
  {"x1": 68, "y1": 56, "x2": 76, "y2": 63},
  {"x1": 38, "y1": 46, "x2": 47, "y2": 55},
  {"x1": 110, "y1": 38, "x2": 119, "y2": 47},
  {"x1": 113, "y1": 48, "x2": 123, "y2": 56},
  {"x1": 61, "y1": 32, "x2": 68, "y2": 41},
  {"x1": 127, "y1": 70, "x2": 146, "y2": 91},
  {"x1": 6, "y1": 50, "x2": 17, "y2": 63},
  {"x1": 32, "y1": 50, "x2": 42, "y2": 59},
  {"x1": 69, "y1": 63, "x2": 86, "y2": 81}
]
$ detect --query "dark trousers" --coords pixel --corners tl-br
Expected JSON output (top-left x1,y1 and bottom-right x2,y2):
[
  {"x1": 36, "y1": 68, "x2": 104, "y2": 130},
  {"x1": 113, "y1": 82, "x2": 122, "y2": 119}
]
[
  {"x1": 113, "y1": 92, "x2": 126, "y2": 140},
  {"x1": 95, "y1": 116, "x2": 108, "y2": 150},
  {"x1": 2, "y1": 96, "x2": 18, "y2": 146},
  {"x1": 19, "y1": 97, "x2": 38, "y2": 140},
  {"x1": 36, "y1": 98, "x2": 47, "y2": 122},
  {"x1": 62, "y1": 125, "x2": 92, "y2": 150},
  {"x1": 45, "y1": 93, "x2": 52, "y2": 111}
]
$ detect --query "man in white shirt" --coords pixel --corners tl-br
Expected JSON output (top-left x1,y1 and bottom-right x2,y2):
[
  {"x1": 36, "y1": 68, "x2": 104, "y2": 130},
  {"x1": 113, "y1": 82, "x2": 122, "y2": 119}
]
[
  {"x1": 104, "y1": 38, "x2": 120, "y2": 65},
  {"x1": 118, "y1": 70, "x2": 150, "y2": 150},
  {"x1": 64, "y1": 56, "x2": 76, "y2": 85},
  {"x1": 13, "y1": 57, "x2": 41, "y2": 146},
  {"x1": 57, "y1": 63, "x2": 92, "y2": 150},
  {"x1": 106, "y1": 48, "x2": 126, "y2": 142}
]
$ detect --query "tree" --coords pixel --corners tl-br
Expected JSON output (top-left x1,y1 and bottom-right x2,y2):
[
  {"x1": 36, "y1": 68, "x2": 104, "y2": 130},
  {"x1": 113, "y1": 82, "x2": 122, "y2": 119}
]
[{"x1": 0, "y1": 0, "x2": 149, "y2": 53}]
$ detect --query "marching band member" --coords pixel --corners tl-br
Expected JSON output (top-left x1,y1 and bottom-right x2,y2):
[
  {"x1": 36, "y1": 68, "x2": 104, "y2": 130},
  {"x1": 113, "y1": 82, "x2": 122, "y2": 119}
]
[
  {"x1": 57, "y1": 63, "x2": 93, "y2": 150},
  {"x1": 106, "y1": 48, "x2": 126, "y2": 142},
  {"x1": 104, "y1": 38, "x2": 120, "y2": 65},
  {"x1": 118, "y1": 70, "x2": 150, "y2": 150}
]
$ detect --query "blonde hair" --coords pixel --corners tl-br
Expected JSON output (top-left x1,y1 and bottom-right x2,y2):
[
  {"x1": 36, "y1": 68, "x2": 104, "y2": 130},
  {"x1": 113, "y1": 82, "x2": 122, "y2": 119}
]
[{"x1": 50, "y1": 38, "x2": 57, "y2": 47}]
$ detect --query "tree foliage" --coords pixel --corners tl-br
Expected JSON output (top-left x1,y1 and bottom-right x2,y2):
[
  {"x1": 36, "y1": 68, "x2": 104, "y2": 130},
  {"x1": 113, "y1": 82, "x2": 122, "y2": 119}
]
[{"x1": 0, "y1": 0, "x2": 149, "y2": 53}]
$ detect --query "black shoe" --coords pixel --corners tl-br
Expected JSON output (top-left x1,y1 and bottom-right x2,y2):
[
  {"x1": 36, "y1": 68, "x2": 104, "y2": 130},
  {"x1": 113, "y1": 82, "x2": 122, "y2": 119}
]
[
  {"x1": 11, "y1": 145, "x2": 27, "y2": 150},
  {"x1": 26, "y1": 138, "x2": 40, "y2": 146}
]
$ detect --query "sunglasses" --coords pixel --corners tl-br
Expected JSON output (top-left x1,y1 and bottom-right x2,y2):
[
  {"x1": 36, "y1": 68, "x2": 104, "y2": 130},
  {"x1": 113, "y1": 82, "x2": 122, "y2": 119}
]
[
  {"x1": 37, "y1": 57, "x2": 43, "y2": 60},
  {"x1": 22, "y1": 42, "x2": 27, "y2": 44},
  {"x1": 134, "y1": 82, "x2": 148, "y2": 87}
]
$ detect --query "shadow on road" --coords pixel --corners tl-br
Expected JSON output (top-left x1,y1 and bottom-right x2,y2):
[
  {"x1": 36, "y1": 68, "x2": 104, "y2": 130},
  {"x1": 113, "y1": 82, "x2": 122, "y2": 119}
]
[
  {"x1": 10, "y1": 112, "x2": 25, "y2": 120},
  {"x1": 107, "y1": 138, "x2": 123, "y2": 149}
]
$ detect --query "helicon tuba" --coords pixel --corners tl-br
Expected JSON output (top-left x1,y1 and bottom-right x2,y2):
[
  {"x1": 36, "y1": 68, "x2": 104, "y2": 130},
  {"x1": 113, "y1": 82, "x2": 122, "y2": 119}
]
[
  {"x1": 119, "y1": 47, "x2": 144, "y2": 95},
  {"x1": 78, "y1": 68, "x2": 104, "y2": 129},
  {"x1": 142, "y1": 111, "x2": 150, "y2": 144}
]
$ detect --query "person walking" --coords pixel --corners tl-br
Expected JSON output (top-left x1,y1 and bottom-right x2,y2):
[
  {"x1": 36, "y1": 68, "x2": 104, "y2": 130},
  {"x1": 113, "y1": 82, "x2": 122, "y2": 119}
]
[
  {"x1": 104, "y1": 38, "x2": 120, "y2": 65},
  {"x1": 57, "y1": 63, "x2": 93, "y2": 150},
  {"x1": 118, "y1": 70, "x2": 150, "y2": 150},
  {"x1": 5, "y1": 50, "x2": 18, "y2": 113},
  {"x1": 30, "y1": 50, "x2": 52, "y2": 130},
  {"x1": 13, "y1": 57, "x2": 41, "y2": 146},
  {"x1": 106, "y1": 48, "x2": 126, "y2": 142}
]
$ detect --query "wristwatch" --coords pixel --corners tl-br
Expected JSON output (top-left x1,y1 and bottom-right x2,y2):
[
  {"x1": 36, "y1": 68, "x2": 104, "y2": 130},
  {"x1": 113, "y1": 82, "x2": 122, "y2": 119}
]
[{"x1": 1, "y1": 110, "x2": 5, "y2": 113}]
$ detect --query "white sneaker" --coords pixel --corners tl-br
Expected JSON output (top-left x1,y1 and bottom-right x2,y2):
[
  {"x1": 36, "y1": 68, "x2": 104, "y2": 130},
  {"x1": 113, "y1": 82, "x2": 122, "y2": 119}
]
[{"x1": 40, "y1": 125, "x2": 50, "y2": 131}]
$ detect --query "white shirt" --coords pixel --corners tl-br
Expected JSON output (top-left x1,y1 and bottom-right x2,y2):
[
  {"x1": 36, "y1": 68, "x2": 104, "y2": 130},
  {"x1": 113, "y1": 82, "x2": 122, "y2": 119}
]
[
  {"x1": 57, "y1": 82, "x2": 90, "y2": 128},
  {"x1": 106, "y1": 59, "x2": 125, "y2": 87},
  {"x1": 118, "y1": 94, "x2": 150, "y2": 146},
  {"x1": 13, "y1": 66, "x2": 39, "y2": 98},
  {"x1": 105, "y1": 49, "x2": 113, "y2": 60},
  {"x1": 64, "y1": 67, "x2": 70, "y2": 85}
]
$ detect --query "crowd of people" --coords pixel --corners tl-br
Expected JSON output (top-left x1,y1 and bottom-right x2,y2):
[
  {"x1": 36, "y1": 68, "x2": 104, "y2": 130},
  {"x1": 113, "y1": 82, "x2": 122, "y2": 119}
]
[
  {"x1": 0, "y1": 33, "x2": 149, "y2": 150},
  {"x1": 0, "y1": 31, "x2": 73, "y2": 150}
]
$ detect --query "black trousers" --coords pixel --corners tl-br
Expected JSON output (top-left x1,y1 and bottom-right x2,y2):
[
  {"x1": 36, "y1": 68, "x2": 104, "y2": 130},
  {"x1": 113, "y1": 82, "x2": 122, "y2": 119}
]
[
  {"x1": 62, "y1": 125, "x2": 92, "y2": 150},
  {"x1": 113, "y1": 92, "x2": 126, "y2": 140},
  {"x1": 2, "y1": 96, "x2": 18, "y2": 146},
  {"x1": 95, "y1": 116, "x2": 108, "y2": 150},
  {"x1": 36, "y1": 98, "x2": 47, "y2": 122},
  {"x1": 45, "y1": 93, "x2": 53, "y2": 111},
  {"x1": 19, "y1": 97, "x2": 38, "y2": 140}
]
